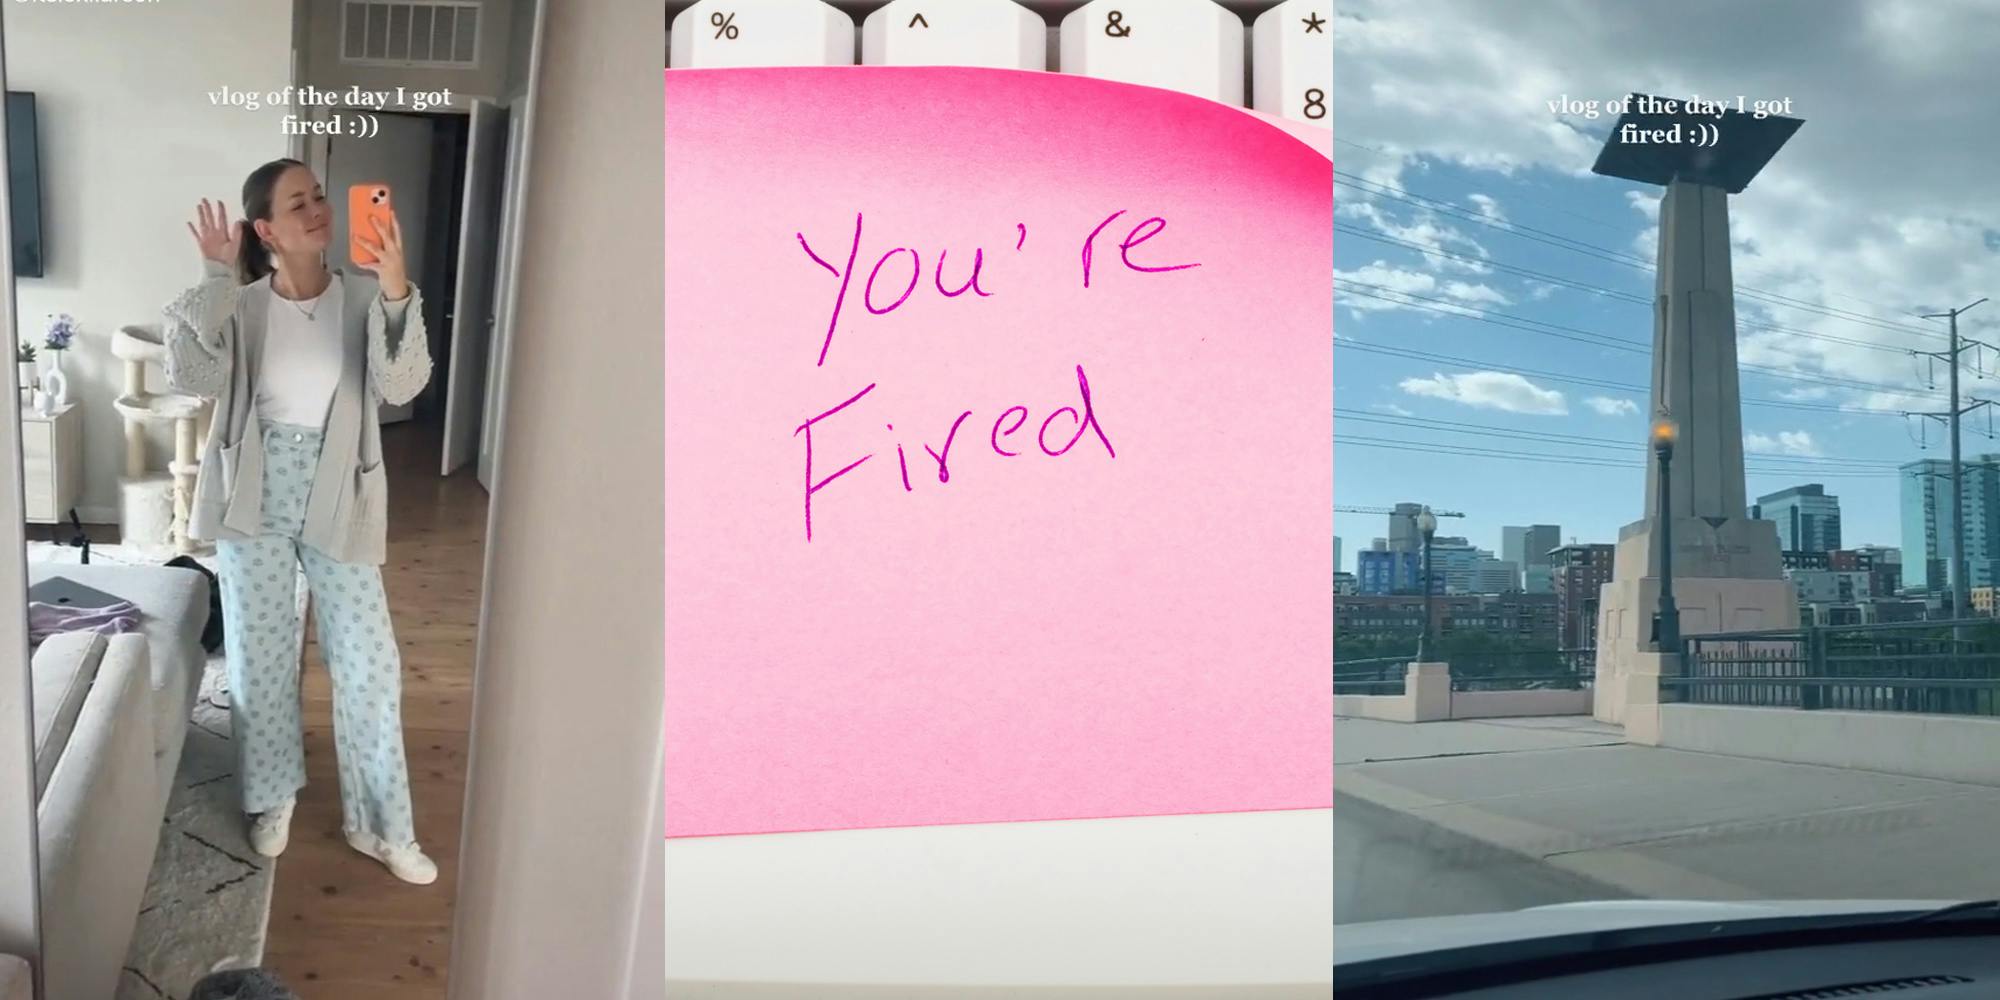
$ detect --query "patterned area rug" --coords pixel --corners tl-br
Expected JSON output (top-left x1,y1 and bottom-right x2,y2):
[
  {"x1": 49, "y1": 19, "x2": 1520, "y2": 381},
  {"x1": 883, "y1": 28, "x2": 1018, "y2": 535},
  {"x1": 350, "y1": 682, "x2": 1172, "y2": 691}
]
[{"x1": 28, "y1": 541, "x2": 288, "y2": 1000}]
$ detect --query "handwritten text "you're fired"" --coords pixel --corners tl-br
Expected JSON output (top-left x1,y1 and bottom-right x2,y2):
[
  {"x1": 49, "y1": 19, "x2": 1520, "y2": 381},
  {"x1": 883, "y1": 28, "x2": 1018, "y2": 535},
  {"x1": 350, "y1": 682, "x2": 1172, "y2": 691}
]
[{"x1": 789, "y1": 210, "x2": 1201, "y2": 540}]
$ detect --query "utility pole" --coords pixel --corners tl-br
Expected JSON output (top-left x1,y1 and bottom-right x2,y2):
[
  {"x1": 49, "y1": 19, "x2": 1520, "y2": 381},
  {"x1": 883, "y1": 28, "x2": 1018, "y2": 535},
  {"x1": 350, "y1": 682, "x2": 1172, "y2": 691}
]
[{"x1": 1916, "y1": 298, "x2": 1990, "y2": 621}]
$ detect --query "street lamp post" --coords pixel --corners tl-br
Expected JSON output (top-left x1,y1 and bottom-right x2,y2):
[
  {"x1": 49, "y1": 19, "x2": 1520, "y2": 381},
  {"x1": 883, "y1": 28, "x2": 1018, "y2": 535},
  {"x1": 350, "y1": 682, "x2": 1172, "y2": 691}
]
[
  {"x1": 1416, "y1": 507, "x2": 1438, "y2": 661},
  {"x1": 1653, "y1": 416, "x2": 1681, "y2": 653}
]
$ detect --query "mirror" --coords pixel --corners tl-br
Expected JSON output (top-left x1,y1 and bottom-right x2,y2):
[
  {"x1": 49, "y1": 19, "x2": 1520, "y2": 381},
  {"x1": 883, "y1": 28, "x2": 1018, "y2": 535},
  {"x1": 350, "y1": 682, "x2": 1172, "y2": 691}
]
[{"x1": 0, "y1": 0, "x2": 543, "y2": 996}]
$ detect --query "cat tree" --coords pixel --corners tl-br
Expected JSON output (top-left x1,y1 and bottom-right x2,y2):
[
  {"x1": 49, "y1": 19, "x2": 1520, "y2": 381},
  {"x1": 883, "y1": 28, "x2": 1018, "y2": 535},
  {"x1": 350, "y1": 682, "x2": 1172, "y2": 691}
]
[{"x1": 113, "y1": 324, "x2": 210, "y2": 555}]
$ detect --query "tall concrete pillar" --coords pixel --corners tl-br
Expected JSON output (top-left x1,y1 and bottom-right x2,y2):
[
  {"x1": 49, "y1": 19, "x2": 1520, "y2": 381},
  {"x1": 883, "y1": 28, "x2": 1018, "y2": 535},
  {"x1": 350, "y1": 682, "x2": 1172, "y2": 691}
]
[
  {"x1": 1588, "y1": 96, "x2": 1806, "y2": 724},
  {"x1": 1645, "y1": 179, "x2": 1750, "y2": 532}
]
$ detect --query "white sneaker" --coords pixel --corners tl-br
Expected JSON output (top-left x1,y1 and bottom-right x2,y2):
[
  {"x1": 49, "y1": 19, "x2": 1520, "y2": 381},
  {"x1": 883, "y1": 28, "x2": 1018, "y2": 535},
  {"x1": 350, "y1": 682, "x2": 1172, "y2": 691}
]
[
  {"x1": 345, "y1": 829, "x2": 438, "y2": 885},
  {"x1": 248, "y1": 800, "x2": 295, "y2": 858}
]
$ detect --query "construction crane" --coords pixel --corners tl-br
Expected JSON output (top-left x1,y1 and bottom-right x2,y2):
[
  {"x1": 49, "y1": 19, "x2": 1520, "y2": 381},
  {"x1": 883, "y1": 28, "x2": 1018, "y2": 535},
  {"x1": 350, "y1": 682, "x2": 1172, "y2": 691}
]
[{"x1": 1334, "y1": 505, "x2": 1467, "y2": 518}]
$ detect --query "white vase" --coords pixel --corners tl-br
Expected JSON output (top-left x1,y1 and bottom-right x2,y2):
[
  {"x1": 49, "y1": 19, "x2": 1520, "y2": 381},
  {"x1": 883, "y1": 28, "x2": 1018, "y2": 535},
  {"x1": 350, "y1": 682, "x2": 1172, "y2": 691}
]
[
  {"x1": 42, "y1": 351, "x2": 67, "y2": 408},
  {"x1": 32, "y1": 389, "x2": 50, "y2": 416}
]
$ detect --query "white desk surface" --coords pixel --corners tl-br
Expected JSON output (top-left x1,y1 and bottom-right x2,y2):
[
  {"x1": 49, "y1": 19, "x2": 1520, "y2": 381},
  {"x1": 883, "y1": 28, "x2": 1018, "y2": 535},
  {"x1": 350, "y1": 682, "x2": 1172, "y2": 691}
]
[{"x1": 665, "y1": 808, "x2": 1332, "y2": 996}]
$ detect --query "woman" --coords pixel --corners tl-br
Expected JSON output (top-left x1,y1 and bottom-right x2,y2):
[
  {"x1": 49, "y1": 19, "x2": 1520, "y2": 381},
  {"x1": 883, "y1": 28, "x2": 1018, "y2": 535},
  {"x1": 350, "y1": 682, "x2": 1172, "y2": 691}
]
[{"x1": 163, "y1": 158, "x2": 437, "y2": 885}]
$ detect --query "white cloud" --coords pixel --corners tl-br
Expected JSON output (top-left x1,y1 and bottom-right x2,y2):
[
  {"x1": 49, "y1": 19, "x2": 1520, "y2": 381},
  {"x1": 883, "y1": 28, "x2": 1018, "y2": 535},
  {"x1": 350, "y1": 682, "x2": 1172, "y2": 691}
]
[
  {"x1": 1370, "y1": 402, "x2": 1415, "y2": 417},
  {"x1": 1745, "y1": 430, "x2": 1824, "y2": 457},
  {"x1": 1333, "y1": 0, "x2": 2000, "y2": 395},
  {"x1": 1624, "y1": 189, "x2": 1662, "y2": 223},
  {"x1": 1337, "y1": 199, "x2": 1495, "y2": 275},
  {"x1": 1400, "y1": 371, "x2": 1568, "y2": 415},
  {"x1": 1467, "y1": 193, "x2": 1506, "y2": 222},
  {"x1": 1337, "y1": 261, "x2": 1510, "y2": 318},
  {"x1": 1585, "y1": 396, "x2": 1640, "y2": 416}
]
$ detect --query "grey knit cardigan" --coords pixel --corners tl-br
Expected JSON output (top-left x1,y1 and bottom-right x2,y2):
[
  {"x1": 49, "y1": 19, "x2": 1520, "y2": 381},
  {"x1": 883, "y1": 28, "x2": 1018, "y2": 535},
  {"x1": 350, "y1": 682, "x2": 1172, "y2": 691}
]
[{"x1": 162, "y1": 259, "x2": 433, "y2": 565}]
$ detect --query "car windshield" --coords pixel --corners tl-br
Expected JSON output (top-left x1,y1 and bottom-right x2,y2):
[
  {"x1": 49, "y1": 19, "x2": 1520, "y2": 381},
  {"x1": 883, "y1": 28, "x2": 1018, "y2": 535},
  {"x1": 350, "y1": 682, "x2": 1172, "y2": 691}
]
[{"x1": 1332, "y1": 0, "x2": 2000, "y2": 974}]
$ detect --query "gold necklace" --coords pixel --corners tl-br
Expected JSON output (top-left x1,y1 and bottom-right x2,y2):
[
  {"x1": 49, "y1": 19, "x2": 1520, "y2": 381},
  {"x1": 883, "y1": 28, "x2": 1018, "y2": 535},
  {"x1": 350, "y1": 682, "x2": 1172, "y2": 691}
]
[{"x1": 278, "y1": 273, "x2": 330, "y2": 321}]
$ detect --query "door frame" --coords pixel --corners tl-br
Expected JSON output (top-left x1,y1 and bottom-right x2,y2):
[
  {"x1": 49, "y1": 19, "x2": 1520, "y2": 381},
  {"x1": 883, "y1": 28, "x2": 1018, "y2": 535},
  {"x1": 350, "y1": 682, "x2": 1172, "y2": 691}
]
[
  {"x1": 440, "y1": 99, "x2": 508, "y2": 477},
  {"x1": 478, "y1": 84, "x2": 539, "y2": 493}
]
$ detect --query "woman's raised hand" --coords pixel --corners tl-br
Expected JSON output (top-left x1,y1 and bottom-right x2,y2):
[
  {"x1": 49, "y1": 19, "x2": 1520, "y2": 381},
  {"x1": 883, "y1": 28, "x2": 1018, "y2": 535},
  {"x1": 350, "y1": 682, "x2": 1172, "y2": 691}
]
[{"x1": 187, "y1": 199, "x2": 241, "y2": 267}]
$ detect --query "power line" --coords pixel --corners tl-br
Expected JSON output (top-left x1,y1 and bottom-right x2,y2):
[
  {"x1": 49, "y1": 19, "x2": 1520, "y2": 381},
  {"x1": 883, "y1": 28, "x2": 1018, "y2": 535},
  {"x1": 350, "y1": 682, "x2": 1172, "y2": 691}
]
[
  {"x1": 1335, "y1": 340, "x2": 1914, "y2": 415},
  {"x1": 1334, "y1": 409, "x2": 1909, "y2": 468},
  {"x1": 1910, "y1": 298, "x2": 1992, "y2": 620},
  {"x1": 1333, "y1": 135, "x2": 1943, "y2": 324},
  {"x1": 1335, "y1": 224, "x2": 1930, "y2": 356},
  {"x1": 1330, "y1": 135, "x2": 1634, "y2": 235},
  {"x1": 1336, "y1": 436, "x2": 1896, "y2": 478},
  {"x1": 1341, "y1": 283, "x2": 1942, "y2": 398},
  {"x1": 1336, "y1": 171, "x2": 1946, "y2": 341},
  {"x1": 1336, "y1": 168, "x2": 1944, "y2": 338}
]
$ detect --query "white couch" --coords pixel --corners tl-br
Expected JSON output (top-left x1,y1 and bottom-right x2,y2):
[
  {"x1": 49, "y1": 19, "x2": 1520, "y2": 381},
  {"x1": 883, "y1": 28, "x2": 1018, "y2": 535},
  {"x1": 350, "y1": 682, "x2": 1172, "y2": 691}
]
[
  {"x1": 28, "y1": 564, "x2": 211, "y2": 1000},
  {"x1": 0, "y1": 955, "x2": 27, "y2": 1000}
]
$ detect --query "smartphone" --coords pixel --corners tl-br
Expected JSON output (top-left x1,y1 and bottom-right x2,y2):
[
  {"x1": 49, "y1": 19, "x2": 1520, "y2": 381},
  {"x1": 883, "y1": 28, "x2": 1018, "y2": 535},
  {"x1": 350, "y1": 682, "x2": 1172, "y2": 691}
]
[{"x1": 348, "y1": 183, "x2": 395, "y2": 265}]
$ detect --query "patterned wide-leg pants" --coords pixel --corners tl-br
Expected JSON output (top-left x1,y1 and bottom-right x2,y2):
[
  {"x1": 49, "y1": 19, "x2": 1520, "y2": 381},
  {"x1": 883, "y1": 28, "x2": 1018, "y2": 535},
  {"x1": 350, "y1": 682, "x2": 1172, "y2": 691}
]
[{"x1": 215, "y1": 421, "x2": 418, "y2": 846}]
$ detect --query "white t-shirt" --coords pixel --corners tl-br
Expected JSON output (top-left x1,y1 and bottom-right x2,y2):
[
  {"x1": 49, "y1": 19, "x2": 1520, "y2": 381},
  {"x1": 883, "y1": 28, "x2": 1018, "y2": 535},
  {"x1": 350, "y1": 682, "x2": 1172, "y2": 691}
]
[{"x1": 257, "y1": 273, "x2": 345, "y2": 429}]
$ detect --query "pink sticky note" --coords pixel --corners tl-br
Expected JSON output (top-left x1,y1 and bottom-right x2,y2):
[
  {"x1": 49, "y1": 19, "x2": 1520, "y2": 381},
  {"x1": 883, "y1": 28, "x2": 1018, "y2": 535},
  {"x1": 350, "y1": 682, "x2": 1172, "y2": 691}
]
[{"x1": 665, "y1": 67, "x2": 1331, "y2": 838}]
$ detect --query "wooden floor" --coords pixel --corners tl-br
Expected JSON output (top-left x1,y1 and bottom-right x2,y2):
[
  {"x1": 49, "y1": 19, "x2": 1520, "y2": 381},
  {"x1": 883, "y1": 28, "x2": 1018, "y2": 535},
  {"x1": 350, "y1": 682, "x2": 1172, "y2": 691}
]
[{"x1": 259, "y1": 415, "x2": 486, "y2": 997}]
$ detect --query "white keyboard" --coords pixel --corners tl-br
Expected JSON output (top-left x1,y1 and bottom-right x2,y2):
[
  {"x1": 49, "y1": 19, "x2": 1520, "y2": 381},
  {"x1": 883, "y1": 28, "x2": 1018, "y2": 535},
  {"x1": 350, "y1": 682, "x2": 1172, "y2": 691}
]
[{"x1": 667, "y1": 0, "x2": 1332, "y2": 126}]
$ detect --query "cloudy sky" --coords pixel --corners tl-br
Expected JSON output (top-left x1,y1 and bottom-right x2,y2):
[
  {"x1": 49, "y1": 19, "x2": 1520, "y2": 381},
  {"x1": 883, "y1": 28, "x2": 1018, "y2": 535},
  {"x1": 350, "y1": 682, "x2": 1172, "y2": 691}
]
[{"x1": 1332, "y1": 0, "x2": 2000, "y2": 568}]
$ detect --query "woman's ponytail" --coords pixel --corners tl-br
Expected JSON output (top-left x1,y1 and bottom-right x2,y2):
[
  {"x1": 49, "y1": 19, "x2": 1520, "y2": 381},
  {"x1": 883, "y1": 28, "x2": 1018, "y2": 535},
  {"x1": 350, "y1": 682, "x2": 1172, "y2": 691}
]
[
  {"x1": 236, "y1": 219, "x2": 268, "y2": 283},
  {"x1": 236, "y1": 157, "x2": 305, "y2": 284}
]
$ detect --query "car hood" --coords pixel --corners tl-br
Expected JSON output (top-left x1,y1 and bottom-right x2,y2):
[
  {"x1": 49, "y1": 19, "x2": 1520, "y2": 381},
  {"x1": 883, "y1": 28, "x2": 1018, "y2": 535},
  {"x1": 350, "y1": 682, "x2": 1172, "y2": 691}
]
[{"x1": 1335, "y1": 899, "x2": 1960, "y2": 967}]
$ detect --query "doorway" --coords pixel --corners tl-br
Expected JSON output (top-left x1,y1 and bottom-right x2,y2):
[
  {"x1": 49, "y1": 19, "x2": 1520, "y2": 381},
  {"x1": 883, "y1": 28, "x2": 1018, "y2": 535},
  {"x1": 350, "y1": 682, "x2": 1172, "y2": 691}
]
[{"x1": 313, "y1": 102, "x2": 512, "y2": 484}]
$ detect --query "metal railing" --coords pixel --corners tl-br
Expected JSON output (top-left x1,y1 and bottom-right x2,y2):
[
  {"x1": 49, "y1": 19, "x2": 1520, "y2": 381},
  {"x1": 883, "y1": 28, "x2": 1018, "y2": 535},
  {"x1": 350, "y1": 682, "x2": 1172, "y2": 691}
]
[
  {"x1": 1449, "y1": 648, "x2": 1594, "y2": 692},
  {"x1": 1332, "y1": 657, "x2": 1408, "y2": 696},
  {"x1": 1671, "y1": 620, "x2": 2000, "y2": 718}
]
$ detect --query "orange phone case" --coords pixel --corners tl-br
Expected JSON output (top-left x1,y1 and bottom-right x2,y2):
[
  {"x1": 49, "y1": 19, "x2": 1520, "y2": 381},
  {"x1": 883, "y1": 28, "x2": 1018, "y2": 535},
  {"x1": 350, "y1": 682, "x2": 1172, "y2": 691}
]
[{"x1": 348, "y1": 183, "x2": 394, "y2": 265}]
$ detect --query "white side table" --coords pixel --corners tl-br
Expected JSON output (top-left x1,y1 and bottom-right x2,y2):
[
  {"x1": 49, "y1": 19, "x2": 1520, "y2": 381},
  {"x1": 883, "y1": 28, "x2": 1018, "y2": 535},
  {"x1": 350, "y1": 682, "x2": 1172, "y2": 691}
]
[{"x1": 22, "y1": 402, "x2": 82, "y2": 525}]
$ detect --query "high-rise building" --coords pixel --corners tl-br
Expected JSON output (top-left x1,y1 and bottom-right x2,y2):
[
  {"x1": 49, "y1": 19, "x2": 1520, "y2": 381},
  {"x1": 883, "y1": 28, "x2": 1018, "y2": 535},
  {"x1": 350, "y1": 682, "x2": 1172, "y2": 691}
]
[
  {"x1": 1552, "y1": 543, "x2": 1616, "y2": 649},
  {"x1": 1357, "y1": 550, "x2": 1426, "y2": 594},
  {"x1": 1333, "y1": 536, "x2": 1343, "y2": 576},
  {"x1": 1900, "y1": 458, "x2": 2000, "y2": 597},
  {"x1": 1781, "y1": 550, "x2": 1832, "y2": 571},
  {"x1": 1752, "y1": 484, "x2": 1841, "y2": 553},
  {"x1": 1788, "y1": 569, "x2": 1874, "y2": 604},
  {"x1": 1475, "y1": 558, "x2": 1521, "y2": 594},
  {"x1": 1501, "y1": 525, "x2": 1562, "y2": 592},
  {"x1": 1430, "y1": 538, "x2": 1482, "y2": 594},
  {"x1": 1387, "y1": 502, "x2": 1426, "y2": 553},
  {"x1": 1832, "y1": 548, "x2": 1903, "y2": 599}
]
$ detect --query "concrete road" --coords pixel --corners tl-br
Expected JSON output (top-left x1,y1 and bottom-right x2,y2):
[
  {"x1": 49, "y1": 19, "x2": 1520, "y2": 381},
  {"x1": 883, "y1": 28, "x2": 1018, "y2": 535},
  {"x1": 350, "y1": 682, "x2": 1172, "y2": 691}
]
[{"x1": 1335, "y1": 791, "x2": 1629, "y2": 925}]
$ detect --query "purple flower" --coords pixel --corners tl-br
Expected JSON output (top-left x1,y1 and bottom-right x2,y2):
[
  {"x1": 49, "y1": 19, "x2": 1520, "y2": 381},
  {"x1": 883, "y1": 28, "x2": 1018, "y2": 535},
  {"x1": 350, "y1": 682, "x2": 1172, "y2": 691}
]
[{"x1": 43, "y1": 313, "x2": 76, "y2": 351}]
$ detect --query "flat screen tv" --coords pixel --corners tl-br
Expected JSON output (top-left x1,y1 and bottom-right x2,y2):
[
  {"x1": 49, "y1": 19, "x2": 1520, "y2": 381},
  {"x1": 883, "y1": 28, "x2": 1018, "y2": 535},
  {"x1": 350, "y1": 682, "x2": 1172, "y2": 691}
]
[{"x1": 6, "y1": 92, "x2": 42, "y2": 279}]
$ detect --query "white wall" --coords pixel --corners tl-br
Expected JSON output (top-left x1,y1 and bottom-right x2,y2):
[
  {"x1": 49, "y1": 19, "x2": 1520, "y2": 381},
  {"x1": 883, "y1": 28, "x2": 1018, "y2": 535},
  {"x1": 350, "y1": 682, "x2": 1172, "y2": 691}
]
[
  {"x1": 299, "y1": 0, "x2": 520, "y2": 106},
  {"x1": 1450, "y1": 689, "x2": 1594, "y2": 720},
  {"x1": 1331, "y1": 693, "x2": 1418, "y2": 723},
  {"x1": 445, "y1": 0, "x2": 662, "y2": 995},
  {"x1": 1333, "y1": 672, "x2": 1592, "y2": 723},
  {"x1": 1661, "y1": 703, "x2": 2000, "y2": 788},
  {"x1": 6, "y1": 1, "x2": 293, "y2": 523}
]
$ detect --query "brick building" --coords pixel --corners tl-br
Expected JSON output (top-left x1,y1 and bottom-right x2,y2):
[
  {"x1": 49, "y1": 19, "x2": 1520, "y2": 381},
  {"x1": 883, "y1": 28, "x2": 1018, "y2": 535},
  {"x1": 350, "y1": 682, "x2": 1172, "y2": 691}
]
[
  {"x1": 1552, "y1": 543, "x2": 1616, "y2": 649},
  {"x1": 1334, "y1": 592, "x2": 1560, "y2": 648}
]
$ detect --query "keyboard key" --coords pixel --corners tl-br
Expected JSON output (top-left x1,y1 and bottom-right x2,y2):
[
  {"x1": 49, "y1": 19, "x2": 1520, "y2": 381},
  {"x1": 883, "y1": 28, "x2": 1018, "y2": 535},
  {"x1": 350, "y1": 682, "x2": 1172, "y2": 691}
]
[
  {"x1": 1058, "y1": 0, "x2": 1245, "y2": 105},
  {"x1": 669, "y1": 0, "x2": 855, "y2": 68},
  {"x1": 1253, "y1": 0, "x2": 1331, "y2": 125},
  {"x1": 862, "y1": 0, "x2": 1047, "y2": 70}
]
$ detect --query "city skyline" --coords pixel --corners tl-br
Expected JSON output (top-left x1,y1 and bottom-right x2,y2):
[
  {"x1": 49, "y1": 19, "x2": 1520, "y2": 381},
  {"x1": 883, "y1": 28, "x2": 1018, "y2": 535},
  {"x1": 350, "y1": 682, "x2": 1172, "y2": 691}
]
[
  {"x1": 1335, "y1": 497, "x2": 1901, "y2": 575},
  {"x1": 1332, "y1": 0, "x2": 2000, "y2": 559}
]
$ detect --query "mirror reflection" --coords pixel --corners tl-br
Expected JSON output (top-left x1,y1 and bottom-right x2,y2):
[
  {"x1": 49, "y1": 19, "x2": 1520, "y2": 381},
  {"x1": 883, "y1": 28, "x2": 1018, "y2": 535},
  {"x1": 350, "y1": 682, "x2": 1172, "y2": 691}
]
[{"x1": 3, "y1": 1, "x2": 541, "y2": 996}]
